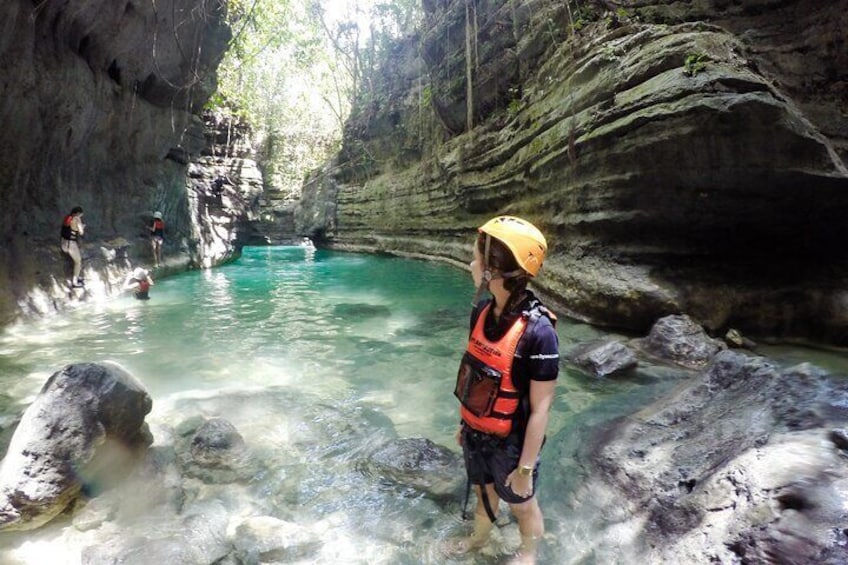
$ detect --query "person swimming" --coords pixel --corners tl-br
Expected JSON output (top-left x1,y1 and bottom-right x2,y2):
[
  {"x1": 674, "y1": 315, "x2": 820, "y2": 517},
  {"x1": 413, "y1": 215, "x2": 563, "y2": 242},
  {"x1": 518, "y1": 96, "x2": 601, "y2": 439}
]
[{"x1": 124, "y1": 267, "x2": 154, "y2": 300}]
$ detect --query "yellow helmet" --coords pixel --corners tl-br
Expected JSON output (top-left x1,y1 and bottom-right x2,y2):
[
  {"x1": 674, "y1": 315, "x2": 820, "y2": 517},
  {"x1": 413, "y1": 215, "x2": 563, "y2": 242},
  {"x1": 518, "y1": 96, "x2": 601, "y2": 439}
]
[{"x1": 478, "y1": 216, "x2": 547, "y2": 277}]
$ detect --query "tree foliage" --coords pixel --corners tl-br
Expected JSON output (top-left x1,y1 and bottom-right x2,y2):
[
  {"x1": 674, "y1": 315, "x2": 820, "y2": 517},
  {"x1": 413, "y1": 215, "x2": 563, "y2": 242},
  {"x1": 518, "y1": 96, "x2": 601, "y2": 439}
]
[{"x1": 209, "y1": 0, "x2": 422, "y2": 197}]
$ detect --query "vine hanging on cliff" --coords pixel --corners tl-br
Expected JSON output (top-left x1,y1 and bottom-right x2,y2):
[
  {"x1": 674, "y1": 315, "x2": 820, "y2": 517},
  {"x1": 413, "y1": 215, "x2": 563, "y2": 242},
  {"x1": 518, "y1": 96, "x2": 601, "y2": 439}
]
[{"x1": 464, "y1": 0, "x2": 478, "y2": 132}]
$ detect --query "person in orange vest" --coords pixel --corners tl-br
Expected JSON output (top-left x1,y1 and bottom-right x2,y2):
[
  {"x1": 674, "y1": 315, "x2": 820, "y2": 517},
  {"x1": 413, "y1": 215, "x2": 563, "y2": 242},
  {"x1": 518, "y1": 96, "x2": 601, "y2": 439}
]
[
  {"x1": 450, "y1": 216, "x2": 559, "y2": 565},
  {"x1": 60, "y1": 206, "x2": 86, "y2": 287},
  {"x1": 149, "y1": 211, "x2": 165, "y2": 267},
  {"x1": 124, "y1": 267, "x2": 154, "y2": 300}
]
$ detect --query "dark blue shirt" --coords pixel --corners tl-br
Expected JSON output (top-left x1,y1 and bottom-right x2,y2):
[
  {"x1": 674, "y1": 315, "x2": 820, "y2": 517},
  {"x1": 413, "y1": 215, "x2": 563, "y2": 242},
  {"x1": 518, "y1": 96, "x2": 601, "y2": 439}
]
[{"x1": 469, "y1": 290, "x2": 560, "y2": 393}]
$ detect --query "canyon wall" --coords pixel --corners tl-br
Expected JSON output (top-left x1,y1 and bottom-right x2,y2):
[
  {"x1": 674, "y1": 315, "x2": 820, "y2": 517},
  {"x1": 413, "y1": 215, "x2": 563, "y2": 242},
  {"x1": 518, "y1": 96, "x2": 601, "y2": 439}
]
[
  {"x1": 0, "y1": 0, "x2": 232, "y2": 322},
  {"x1": 298, "y1": 0, "x2": 848, "y2": 344}
]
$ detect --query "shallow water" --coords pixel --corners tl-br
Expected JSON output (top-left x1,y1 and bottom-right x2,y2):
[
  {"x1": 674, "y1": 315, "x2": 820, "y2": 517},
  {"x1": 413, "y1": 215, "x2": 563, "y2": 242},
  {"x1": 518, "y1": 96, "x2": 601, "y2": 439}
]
[{"x1": 1, "y1": 247, "x2": 845, "y2": 563}]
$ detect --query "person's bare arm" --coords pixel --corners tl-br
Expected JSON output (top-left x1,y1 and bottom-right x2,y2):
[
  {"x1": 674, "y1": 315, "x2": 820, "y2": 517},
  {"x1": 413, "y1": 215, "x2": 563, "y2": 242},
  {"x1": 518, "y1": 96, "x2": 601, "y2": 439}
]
[
  {"x1": 519, "y1": 379, "x2": 555, "y2": 466},
  {"x1": 504, "y1": 379, "x2": 556, "y2": 494}
]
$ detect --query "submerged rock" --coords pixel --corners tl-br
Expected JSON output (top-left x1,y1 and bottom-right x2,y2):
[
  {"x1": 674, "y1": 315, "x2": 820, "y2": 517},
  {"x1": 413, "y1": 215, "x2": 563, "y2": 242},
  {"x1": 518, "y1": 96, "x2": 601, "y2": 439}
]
[
  {"x1": 82, "y1": 499, "x2": 231, "y2": 565},
  {"x1": 232, "y1": 516, "x2": 322, "y2": 564},
  {"x1": 361, "y1": 438, "x2": 464, "y2": 499},
  {"x1": 333, "y1": 303, "x2": 393, "y2": 319},
  {"x1": 178, "y1": 417, "x2": 259, "y2": 484},
  {"x1": 0, "y1": 362, "x2": 152, "y2": 531}
]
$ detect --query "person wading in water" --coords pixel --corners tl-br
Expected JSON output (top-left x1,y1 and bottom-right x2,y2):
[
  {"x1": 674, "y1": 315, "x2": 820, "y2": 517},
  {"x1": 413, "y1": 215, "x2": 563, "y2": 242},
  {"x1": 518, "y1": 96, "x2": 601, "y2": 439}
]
[
  {"x1": 124, "y1": 267, "x2": 154, "y2": 300},
  {"x1": 60, "y1": 206, "x2": 86, "y2": 288},
  {"x1": 450, "y1": 215, "x2": 559, "y2": 564}
]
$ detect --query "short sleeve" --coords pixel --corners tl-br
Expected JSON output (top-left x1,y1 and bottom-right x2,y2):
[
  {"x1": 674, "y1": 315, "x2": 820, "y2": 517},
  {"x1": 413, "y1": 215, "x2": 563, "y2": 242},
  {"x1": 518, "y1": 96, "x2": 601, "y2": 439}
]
[{"x1": 522, "y1": 316, "x2": 559, "y2": 381}]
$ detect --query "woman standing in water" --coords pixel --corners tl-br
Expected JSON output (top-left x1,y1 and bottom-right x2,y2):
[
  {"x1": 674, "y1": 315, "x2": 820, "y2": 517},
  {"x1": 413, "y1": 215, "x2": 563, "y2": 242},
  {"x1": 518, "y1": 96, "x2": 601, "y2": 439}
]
[
  {"x1": 451, "y1": 216, "x2": 559, "y2": 564},
  {"x1": 149, "y1": 211, "x2": 165, "y2": 267},
  {"x1": 60, "y1": 206, "x2": 86, "y2": 287}
]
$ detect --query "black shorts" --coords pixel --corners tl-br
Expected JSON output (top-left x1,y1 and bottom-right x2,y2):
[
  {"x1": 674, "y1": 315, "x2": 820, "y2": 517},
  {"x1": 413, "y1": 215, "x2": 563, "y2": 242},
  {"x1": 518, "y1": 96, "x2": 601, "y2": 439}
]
[{"x1": 461, "y1": 425, "x2": 538, "y2": 504}]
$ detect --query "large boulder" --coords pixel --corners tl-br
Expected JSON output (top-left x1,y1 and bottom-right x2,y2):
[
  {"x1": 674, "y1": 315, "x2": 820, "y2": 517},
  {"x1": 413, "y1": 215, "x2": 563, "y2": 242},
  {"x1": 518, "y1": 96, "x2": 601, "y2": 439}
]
[
  {"x1": 578, "y1": 350, "x2": 848, "y2": 563},
  {"x1": 0, "y1": 362, "x2": 152, "y2": 531},
  {"x1": 635, "y1": 314, "x2": 726, "y2": 369}
]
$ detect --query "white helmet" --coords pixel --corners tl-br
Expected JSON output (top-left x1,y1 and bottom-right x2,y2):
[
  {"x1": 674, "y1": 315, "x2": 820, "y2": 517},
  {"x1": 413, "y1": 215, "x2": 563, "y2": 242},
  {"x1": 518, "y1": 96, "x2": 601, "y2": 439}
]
[
  {"x1": 133, "y1": 267, "x2": 148, "y2": 279},
  {"x1": 153, "y1": 211, "x2": 163, "y2": 219}
]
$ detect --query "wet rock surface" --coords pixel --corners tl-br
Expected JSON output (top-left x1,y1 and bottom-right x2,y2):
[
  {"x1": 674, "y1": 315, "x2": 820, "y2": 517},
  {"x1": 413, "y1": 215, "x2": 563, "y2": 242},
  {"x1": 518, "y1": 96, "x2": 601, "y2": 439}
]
[
  {"x1": 579, "y1": 349, "x2": 848, "y2": 563},
  {"x1": 566, "y1": 338, "x2": 639, "y2": 377},
  {"x1": 360, "y1": 437, "x2": 465, "y2": 499},
  {"x1": 0, "y1": 362, "x2": 152, "y2": 531}
]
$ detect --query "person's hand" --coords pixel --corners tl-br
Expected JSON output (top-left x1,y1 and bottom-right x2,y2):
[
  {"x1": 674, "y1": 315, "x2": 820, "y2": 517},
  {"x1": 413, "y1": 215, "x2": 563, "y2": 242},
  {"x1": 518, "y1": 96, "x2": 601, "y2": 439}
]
[
  {"x1": 455, "y1": 425, "x2": 463, "y2": 447},
  {"x1": 504, "y1": 468, "x2": 533, "y2": 498}
]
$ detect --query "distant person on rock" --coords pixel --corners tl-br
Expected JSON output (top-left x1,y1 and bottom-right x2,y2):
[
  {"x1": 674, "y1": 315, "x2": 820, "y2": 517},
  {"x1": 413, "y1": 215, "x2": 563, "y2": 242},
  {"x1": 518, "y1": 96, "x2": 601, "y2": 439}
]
[
  {"x1": 124, "y1": 267, "x2": 154, "y2": 300},
  {"x1": 60, "y1": 206, "x2": 85, "y2": 288},
  {"x1": 448, "y1": 216, "x2": 559, "y2": 565},
  {"x1": 149, "y1": 211, "x2": 165, "y2": 267}
]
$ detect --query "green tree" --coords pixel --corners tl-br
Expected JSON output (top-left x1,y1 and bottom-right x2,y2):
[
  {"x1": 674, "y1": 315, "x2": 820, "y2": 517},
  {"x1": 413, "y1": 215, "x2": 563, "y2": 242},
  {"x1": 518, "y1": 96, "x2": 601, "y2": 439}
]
[{"x1": 210, "y1": 0, "x2": 422, "y2": 197}]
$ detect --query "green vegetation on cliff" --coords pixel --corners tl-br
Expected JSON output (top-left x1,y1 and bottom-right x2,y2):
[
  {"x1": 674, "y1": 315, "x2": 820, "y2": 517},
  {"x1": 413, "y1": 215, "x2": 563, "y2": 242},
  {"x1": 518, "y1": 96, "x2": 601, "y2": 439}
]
[{"x1": 209, "y1": 0, "x2": 421, "y2": 197}]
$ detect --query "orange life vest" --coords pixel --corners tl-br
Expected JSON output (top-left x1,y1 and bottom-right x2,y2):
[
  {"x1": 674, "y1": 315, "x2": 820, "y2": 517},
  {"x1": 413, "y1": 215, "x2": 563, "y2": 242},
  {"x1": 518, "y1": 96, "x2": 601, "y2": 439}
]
[
  {"x1": 61, "y1": 215, "x2": 79, "y2": 241},
  {"x1": 455, "y1": 303, "x2": 528, "y2": 437}
]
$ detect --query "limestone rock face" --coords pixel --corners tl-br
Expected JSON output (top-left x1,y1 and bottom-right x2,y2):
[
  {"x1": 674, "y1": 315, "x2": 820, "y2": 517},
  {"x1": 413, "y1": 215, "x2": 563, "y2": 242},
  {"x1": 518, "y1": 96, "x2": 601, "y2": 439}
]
[
  {"x1": 0, "y1": 362, "x2": 152, "y2": 531},
  {"x1": 577, "y1": 350, "x2": 848, "y2": 563},
  {"x1": 0, "y1": 0, "x2": 230, "y2": 324},
  {"x1": 298, "y1": 0, "x2": 848, "y2": 344}
]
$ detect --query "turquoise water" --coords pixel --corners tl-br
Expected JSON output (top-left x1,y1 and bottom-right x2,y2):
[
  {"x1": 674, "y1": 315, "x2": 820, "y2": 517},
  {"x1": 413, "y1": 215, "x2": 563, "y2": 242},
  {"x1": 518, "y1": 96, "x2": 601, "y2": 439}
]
[{"x1": 5, "y1": 246, "x2": 837, "y2": 563}]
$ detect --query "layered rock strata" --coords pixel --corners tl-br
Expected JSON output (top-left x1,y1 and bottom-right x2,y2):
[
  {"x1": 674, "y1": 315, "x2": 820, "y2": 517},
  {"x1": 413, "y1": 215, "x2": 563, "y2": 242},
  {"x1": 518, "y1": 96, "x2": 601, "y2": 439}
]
[{"x1": 298, "y1": 0, "x2": 848, "y2": 344}]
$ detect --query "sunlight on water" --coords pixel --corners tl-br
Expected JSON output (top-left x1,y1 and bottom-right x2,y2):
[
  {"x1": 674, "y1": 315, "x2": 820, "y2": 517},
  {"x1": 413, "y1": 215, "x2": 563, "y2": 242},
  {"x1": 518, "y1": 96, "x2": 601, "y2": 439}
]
[{"x1": 0, "y1": 246, "x2": 776, "y2": 564}]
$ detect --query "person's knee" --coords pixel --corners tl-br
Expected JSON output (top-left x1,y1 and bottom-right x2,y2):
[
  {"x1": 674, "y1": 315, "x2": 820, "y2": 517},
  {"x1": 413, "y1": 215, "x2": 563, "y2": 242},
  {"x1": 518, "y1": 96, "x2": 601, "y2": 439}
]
[{"x1": 509, "y1": 499, "x2": 540, "y2": 522}]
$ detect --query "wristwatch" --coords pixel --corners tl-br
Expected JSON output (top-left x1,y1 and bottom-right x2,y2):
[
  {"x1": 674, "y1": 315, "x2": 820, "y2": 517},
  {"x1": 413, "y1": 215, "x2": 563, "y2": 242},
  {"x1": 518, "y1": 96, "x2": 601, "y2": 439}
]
[{"x1": 517, "y1": 464, "x2": 534, "y2": 477}]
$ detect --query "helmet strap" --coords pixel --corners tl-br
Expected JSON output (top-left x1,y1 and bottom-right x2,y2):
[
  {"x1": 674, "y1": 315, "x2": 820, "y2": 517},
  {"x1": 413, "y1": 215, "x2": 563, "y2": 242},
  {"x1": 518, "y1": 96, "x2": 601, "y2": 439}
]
[
  {"x1": 470, "y1": 269, "x2": 492, "y2": 306},
  {"x1": 471, "y1": 234, "x2": 493, "y2": 305},
  {"x1": 498, "y1": 269, "x2": 525, "y2": 280}
]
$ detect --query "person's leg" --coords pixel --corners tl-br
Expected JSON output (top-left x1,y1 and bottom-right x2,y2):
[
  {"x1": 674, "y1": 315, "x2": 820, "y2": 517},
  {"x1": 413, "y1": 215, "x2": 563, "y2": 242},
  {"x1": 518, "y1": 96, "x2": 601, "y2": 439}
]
[
  {"x1": 445, "y1": 483, "x2": 500, "y2": 554},
  {"x1": 507, "y1": 498, "x2": 544, "y2": 565},
  {"x1": 469, "y1": 482, "x2": 500, "y2": 546},
  {"x1": 68, "y1": 242, "x2": 82, "y2": 284},
  {"x1": 488, "y1": 439, "x2": 543, "y2": 564}
]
